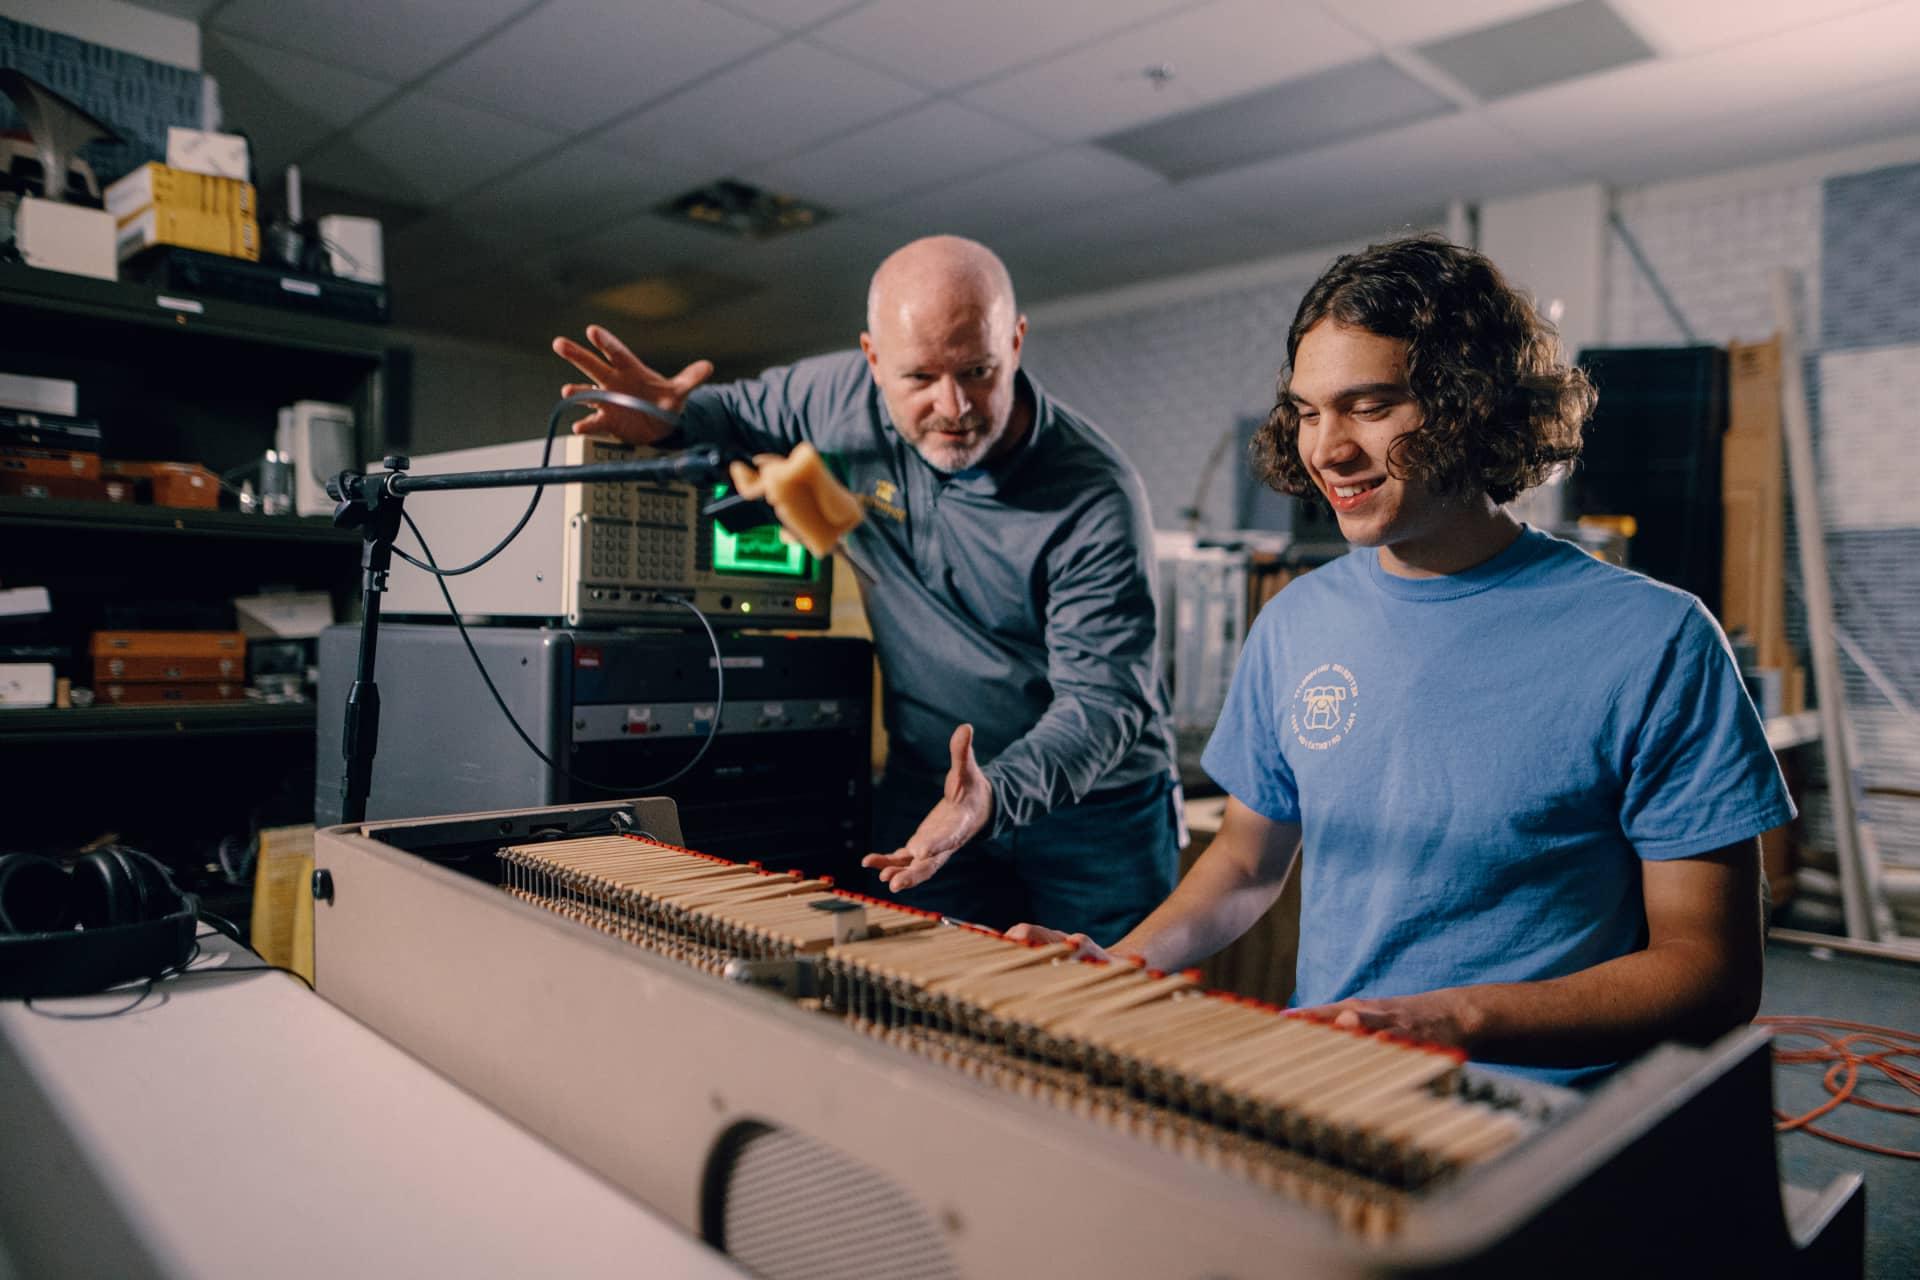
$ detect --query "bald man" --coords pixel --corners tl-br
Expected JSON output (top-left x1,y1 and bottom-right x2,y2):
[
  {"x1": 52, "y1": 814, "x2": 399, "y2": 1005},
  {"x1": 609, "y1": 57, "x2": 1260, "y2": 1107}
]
[{"x1": 552, "y1": 236, "x2": 1180, "y2": 943}]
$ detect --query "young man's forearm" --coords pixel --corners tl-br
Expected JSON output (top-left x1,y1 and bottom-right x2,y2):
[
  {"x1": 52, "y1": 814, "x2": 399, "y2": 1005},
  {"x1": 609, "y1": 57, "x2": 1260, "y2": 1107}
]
[
  {"x1": 1112, "y1": 825, "x2": 1299, "y2": 972},
  {"x1": 1438, "y1": 937, "x2": 1761, "y2": 1066}
]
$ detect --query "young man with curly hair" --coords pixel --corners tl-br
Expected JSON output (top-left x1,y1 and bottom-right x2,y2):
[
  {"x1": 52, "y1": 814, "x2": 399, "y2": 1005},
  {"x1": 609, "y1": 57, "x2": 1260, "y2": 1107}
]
[{"x1": 1009, "y1": 236, "x2": 1791, "y2": 1087}]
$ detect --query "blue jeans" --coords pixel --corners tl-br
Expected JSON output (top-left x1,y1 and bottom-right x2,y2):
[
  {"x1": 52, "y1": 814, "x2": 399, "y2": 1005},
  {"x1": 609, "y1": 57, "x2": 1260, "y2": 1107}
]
[{"x1": 865, "y1": 772, "x2": 1181, "y2": 948}]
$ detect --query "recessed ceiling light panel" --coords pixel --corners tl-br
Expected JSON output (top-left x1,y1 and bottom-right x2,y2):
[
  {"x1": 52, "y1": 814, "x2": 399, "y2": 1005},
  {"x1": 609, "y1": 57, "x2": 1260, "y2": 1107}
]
[
  {"x1": 1098, "y1": 57, "x2": 1455, "y2": 182},
  {"x1": 1416, "y1": 0, "x2": 1655, "y2": 102},
  {"x1": 656, "y1": 178, "x2": 832, "y2": 240}
]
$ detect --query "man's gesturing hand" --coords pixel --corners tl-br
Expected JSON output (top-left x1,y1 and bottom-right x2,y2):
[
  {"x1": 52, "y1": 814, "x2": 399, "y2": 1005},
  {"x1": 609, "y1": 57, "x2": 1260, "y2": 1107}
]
[
  {"x1": 551, "y1": 323, "x2": 713, "y2": 444},
  {"x1": 862, "y1": 724, "x2": 993, "y2": 893}
]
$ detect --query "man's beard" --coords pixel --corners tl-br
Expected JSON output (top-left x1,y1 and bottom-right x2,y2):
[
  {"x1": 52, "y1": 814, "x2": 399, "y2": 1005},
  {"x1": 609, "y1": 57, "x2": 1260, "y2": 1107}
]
[{"x1": 915, "y1": 414, "x2": 995, "y2": 471}]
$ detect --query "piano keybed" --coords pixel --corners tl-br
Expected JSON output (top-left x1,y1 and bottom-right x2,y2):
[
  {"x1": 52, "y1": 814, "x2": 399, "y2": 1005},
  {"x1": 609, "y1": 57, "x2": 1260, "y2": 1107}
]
[{"x1": 499, "y1": 834, "x2": 1537, "y2": 1237}]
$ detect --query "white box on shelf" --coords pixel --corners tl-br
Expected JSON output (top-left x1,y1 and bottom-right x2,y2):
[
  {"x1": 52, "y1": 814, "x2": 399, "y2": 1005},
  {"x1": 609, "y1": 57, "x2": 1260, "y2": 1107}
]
[
  {"x1": 16, "y1": 198, "x2": 116, "y2": 281},
  {"x1": 166, "y1": 126, "x2": 251, "y2": 180},
  {"x1": 0, "y1": 374, "x2": 78, "y2": 417},
  {"x1": 0, "y1": 663, "x2": 55, "y2": 708},
  {"x1": 317, "y1": 215, "x2": 383, "y2": 285},
  {"x1": 0, "y1": 585, "x2": 54, "y2": 618},
  {"x1": 234, "y1": 591, "x2": 335, "y2": 640}
]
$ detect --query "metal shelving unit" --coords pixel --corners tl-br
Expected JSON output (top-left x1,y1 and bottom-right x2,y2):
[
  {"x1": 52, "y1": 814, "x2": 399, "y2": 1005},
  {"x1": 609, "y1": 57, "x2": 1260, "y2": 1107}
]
[
  {"x1": 0, "y1": 261, "x2": 397, "y2": 849},
  {"x1": 0, "y1": 496, "x2": 358, "y2": 543},
  {"x1": 0, "y1": 701, "x2": 316, "y2": 744}
]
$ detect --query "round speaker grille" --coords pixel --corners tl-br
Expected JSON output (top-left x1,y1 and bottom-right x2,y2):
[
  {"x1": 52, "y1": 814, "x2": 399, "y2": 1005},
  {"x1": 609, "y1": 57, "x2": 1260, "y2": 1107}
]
[{"x1": 706, "y1": 1121, "x2": 960, "y2": 1280}]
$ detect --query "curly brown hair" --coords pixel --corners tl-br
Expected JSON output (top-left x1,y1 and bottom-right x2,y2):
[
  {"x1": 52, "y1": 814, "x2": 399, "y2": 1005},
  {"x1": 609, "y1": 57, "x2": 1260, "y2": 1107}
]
[{"x1": 1251, "y1": 235, "x2": 1596, "y2": 507}]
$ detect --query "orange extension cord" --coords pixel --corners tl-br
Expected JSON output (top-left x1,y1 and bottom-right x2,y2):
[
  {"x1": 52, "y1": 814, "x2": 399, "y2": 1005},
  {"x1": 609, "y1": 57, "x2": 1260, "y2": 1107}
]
[{"x1": 1759, "y1": 1016, "x2": 1920, "y2": 1159}]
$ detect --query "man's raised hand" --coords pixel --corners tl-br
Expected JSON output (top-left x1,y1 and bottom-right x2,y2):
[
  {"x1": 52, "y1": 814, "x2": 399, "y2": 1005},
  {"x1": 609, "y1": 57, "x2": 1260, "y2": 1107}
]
[{"x1": 551, "y1": 323, "x2": 714, "y2": 444}]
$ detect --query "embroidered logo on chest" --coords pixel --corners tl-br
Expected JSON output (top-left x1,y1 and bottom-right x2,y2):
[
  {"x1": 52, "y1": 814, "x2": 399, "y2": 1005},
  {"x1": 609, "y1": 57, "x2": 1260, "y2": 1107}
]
[
  {"x1": 1289, "y1": 662, "x2": 1359, "y2": 751},
  {"x1": 863, "y1": 478, "x2": 906, "y2": 523}
]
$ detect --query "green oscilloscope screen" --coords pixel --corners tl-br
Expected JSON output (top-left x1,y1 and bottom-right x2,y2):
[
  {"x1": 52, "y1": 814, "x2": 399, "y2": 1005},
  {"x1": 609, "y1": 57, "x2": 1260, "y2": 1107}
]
[{"x1": 709, "y1": 485, "x2": 812, "y2": 578}]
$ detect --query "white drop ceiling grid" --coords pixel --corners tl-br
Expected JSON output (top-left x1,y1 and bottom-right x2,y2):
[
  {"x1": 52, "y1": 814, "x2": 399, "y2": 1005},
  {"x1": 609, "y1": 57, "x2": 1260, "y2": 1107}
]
[{"x1": 163, "y1": 0, "x2": 1920, "y2": 365}]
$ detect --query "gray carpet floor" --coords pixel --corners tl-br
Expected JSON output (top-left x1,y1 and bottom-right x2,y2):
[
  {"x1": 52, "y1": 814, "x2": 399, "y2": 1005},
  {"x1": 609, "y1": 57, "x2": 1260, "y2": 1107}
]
[{"x1": 1761, "y1": 939, "x2": 1920, "y2": 1280}]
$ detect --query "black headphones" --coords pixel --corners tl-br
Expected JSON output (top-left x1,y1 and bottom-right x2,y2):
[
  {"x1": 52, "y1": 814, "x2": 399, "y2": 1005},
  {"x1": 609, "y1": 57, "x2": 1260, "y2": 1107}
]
[{"x1": 0, "y1": 847, "x2": 199, "y2": 998}]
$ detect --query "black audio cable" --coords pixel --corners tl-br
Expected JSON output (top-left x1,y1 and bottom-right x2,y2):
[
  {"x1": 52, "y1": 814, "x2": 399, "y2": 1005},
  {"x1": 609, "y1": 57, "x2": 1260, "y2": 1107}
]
[
  {"x1": 402, "y1": 511, "x2": 726, "y2": 796},
  {"x1": 23, "y1": 927, "x2": 317, "y2": 1020}
]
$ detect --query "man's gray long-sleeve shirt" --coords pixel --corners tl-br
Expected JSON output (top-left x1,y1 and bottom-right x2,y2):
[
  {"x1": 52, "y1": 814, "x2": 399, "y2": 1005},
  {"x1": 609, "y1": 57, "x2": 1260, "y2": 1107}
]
[{"x1": 679, "y1": 351, "x2": 1174, "y2": 837}]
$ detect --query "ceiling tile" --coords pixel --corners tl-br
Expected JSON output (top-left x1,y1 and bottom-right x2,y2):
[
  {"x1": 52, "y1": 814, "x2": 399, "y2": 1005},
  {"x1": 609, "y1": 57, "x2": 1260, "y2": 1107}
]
[
  {"x1": 301, "y1": 90, "x2": 564, "y2": 205},
  {"x1": 808, "y1": 0, "x2": 1200, "y2": 92},
  {"x1": 385, "y1": 211, "x2": 510, "y2": 292},
  {"x1": 450, "y1": 142, "x2": 721, "y2": 251},
  {"x1": 1181, "y1": 111, "x2": 1569, "y2": 225},
  {"x1": 744, "y1": 100, "x2": 1051, "y2": 208},
  {"x1": 602, "y1": 40, "x2": 928, "y2": 172},
  {"x1": 529, "y1": 228, "x2": 876, "y2": 367},
  {"x1": 211, "y1": 0, "x2": 534, "y2": 84},
  {"x1": 705, "y1": 0, "x2": 871, "y2": 30},
  {"x1": 130, "y1": 0, "x2": 228, "y2": 20},
  {"x1": 960, "y1": 0, "x2": 1374, "y2": 141},
  {"x1": 994, "y1": 184, "x2": 1252, "y2": 271},
  {"x1": 1007, "y1": 214, "x2": 1290, "y2": 300},
  {"x1": 584, "y1": 127, "x2": 743, "y2": 191},
  {"x1": 1608, "y1": 0, "x2": 1894, "y2": 56},
  {"x1": 594, "y1": 281, "x2": 865, "y2": 368},
  {"x1": 711, "y1": 215, "x2": 914, "y2": 289},
  {"x1": 202, "y1": 31, "x2": 397, "y2": 181},
  {"x1": 535, "y1": 214, "x2": 741, "y2": 297},
  {"x1": 424, "y1": 0, "x2": 782, "y2": 133},
  {"x1": 394, "y1": 270, "x2": 577, "y2": 350},
  {"x1": 1099, "y1": 56, "x2": 1453, "y2": 180},
  {"x1": 870, "y1": 146, "x2": 1166, "y2": 240},
  {"x1": 1568, "y1": 72, "x2": 1920, "y2": 188},
  {"x1": 1484, "y1": 3, "x2": 1920, "y2": 160},
  {"x1": 1322, "y1": 0, "x2": 1569, "y2": 49},
  {"x1": 1414, "y1": 0, "x2": 1654, "y2": 102}
]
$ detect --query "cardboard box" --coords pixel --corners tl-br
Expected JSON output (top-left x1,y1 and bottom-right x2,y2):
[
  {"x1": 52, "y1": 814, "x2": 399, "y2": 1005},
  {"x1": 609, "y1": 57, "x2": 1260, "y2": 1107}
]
[
  {"x1": 16, "y1": 197, "x2": 116, "y2": 281},
  {"x1": 250, "y1": 825, "x2": 315, "y2": 983},
  {"x1": 116, "y1": 205, "x2": 261, "y2": 262},
  {"x1": 0, "y1": 663, "x2": 56, "y2": 708},
  {"x1": 107, "y1": 163, "x2": 260, "y2": 263},
  {"x1": 165, "y1": 127, "x2": 251, "y2": 181},
  {"x1": 319, "y1": 214, "x2": 383, "y2": 284},
  {"x1": 0, "y1": 372, "x2": 79, "y2": 417},
  {"x1": 1724, "y1": 339, "x2": 1789, "y2": 672},
  {"x1": 234, "y1": 592, "x2": 334, "y2": 640},
  {"x1": 105, "y1": 162, "x2": 256, "y2": 223}
]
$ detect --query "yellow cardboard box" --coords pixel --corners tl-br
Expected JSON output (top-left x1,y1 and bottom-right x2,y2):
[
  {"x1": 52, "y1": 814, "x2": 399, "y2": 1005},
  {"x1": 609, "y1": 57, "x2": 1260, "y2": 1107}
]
[
  {"x1": 105, "y1": 161, "x2": 256, "y2": 222},
  {"x1": 250, "y1": 824, "x2": 315, "y2": 983},
  {"x1": 116, "y1": 204, "x2": 261, "y2": 261}
]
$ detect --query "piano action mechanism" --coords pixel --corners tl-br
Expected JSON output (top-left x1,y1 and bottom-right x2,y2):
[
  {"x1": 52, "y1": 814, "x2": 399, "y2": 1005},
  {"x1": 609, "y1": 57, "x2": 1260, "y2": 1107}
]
[{"x1": 313, "y1": 800, "x2": 1863, "y2": 1278}]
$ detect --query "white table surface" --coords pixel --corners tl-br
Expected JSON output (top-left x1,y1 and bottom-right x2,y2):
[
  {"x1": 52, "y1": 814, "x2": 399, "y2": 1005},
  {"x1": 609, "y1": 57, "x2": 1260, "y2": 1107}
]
[{"x1": 0, "y1": 930, "x2": 747, "y2": 1279}]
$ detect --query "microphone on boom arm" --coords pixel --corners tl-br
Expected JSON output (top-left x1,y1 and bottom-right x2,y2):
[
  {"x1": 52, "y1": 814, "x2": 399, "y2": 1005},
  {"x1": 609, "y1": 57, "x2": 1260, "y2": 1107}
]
[
  {"x1": 552, "y1": 384, "x2": 865, "y2": 556},
  {"x1": 323, "y1": 383, "x2": 865, "y2": 558}
]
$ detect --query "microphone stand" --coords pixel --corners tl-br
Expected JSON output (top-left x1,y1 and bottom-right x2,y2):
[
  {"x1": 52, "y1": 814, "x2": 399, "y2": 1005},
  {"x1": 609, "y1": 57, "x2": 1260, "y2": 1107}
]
[{"x1": 327, "y1": 444, "x2": 760, "y2": 825}]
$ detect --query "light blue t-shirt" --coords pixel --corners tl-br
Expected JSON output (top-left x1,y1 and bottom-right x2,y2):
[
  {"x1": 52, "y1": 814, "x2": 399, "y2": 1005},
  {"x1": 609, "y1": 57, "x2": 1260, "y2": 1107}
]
[{"x1": 1201, "y1": 528, "x2": 1794, "y2": 1087}]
